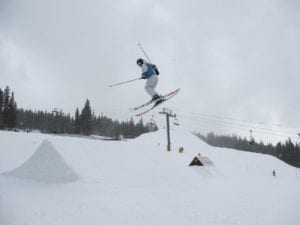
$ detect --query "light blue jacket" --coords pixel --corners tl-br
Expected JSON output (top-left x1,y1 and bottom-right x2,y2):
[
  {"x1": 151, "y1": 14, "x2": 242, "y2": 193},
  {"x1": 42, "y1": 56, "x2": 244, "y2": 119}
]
[{"x1": 141, "y1": 63, "x2": 157, "y2": 79}]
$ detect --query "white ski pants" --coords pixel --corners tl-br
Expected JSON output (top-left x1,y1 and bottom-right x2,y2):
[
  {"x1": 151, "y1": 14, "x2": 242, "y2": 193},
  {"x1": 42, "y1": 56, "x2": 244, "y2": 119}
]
[{"x1": 145, "y1": 75, "x2": 158, "y2": 97}]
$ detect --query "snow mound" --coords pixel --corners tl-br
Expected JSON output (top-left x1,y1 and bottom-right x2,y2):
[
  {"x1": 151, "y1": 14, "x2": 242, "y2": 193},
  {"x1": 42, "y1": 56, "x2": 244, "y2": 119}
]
[{"x1": 3, "y1": 139, "x2": 79, "y2": 183}]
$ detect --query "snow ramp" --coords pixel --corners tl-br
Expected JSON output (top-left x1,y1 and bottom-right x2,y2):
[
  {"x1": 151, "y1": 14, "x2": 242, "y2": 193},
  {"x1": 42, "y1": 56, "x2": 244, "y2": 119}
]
[{"x1": 3, "y1": 139, "x2": 79, "y2": 183}]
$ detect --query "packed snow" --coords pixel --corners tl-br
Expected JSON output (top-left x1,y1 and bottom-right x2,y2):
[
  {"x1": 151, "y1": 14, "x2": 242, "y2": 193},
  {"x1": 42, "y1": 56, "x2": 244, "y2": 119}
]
[{"x1": 0, "y1": 129, "x2": 299, "y2": 225}]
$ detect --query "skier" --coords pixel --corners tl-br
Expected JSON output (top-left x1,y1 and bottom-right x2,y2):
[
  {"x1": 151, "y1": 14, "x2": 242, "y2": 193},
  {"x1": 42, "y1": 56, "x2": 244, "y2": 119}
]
[{"x1": 136, "y1": 58, "x2": 162, "y2": 104}]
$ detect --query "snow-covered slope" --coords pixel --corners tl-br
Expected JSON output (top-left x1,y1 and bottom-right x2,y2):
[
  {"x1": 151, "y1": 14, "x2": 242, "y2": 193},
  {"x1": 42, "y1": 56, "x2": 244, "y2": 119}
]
[{"x1": 0, "y1": 130, "x2": 299, "y2": 225}]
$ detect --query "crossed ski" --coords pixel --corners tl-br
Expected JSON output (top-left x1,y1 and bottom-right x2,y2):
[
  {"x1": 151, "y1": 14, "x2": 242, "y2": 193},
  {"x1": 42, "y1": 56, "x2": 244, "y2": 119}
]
[{"x1": 131, "y1": 88, "x2": 180, "y2": 116}]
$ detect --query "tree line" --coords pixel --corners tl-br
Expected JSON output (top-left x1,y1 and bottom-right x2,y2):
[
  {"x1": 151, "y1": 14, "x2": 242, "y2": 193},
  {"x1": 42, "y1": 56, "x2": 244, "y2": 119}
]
[
  {"x1": 0, "y1": 86, "x2": 17, "y2": 129},
  {"x1": 195, "y1": 132, "x2": 300, "y2": 168},
  {"x1": 1, "y1": 86, "x2": 156, "y2": 138}
]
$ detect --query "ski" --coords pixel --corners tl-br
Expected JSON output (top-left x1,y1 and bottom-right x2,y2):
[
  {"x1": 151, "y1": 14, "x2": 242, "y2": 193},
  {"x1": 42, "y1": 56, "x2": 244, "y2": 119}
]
[
  {"x1": 131, "y1": 88, "x2": 180, "y2": 111},
  {"x1": 131, "y1": 99, "x2": 155, "y2": 111},
  {"x1": 135, "y1": 89, "x2": 180, "y2": 117}
]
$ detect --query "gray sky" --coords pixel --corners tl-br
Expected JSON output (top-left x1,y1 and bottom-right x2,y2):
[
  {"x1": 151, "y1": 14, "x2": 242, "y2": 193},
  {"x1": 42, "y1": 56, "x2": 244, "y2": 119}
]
[{"x1": 1, "y1": 0, "x2": 300, "y2": 143}]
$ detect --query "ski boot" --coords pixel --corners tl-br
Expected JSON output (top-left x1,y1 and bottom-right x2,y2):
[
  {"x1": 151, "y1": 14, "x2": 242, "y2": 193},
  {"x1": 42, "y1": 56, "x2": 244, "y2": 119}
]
[{"x1": 152, "y1": 94, "x2": 163, "y2": 106}]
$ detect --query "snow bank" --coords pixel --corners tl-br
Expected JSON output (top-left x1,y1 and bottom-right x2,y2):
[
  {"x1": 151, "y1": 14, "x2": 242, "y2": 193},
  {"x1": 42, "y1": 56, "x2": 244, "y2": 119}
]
[{"x1": 3, "y1": 139, "x2": 79, "y2": 183}]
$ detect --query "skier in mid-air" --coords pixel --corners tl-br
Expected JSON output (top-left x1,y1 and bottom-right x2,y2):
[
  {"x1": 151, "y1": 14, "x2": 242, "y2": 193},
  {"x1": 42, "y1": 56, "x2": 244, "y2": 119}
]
[{"x1": 136, "y1": 58, "x2": 162, "y2": 104}]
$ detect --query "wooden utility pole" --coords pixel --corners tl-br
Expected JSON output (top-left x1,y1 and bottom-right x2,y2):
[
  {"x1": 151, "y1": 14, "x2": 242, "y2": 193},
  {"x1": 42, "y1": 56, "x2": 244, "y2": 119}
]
[{"x1": 159, "y1": 108, "x2": 176, "y2": 151}]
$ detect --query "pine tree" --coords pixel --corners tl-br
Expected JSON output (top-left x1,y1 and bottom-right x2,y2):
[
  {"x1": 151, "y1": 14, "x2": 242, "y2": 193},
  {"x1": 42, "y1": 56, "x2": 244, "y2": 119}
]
[
  {"x1": 80, "y1": 99, "x2": 92, "y2": 135},
  {"x1": 7, "y1": 92, "x2": 17, "y2": 128},
  {"x1": 0, "y1": 88, "x2": 3, "y2": 129},
  {"x1": 136, "y1": 119, "x2": 146, "y2": 136},
  {"x1": 74, "y1": 108, "x2": 81, "y2": 134},
  {"x1": 2, "y1": 86, "x2": 10, "y2": 129}
]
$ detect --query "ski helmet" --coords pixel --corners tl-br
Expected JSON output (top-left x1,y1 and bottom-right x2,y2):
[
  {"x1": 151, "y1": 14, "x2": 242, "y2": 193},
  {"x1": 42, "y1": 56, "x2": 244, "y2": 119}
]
[{"x1": 136, "y1": 58, "x2": 144, "y2": 66}]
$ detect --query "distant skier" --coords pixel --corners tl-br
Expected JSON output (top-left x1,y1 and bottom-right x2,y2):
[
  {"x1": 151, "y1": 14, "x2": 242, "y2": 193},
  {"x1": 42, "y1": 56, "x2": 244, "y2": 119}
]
[{"x1": 136, "y1": 58, "x2": 162, "y2": 103}]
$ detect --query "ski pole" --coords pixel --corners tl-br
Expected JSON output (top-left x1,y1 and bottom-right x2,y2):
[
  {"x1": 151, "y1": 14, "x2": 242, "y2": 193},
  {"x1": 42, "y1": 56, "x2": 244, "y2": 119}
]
[
  {"x1": 109, "y1": 78, "x2": 142, "y2": 88},
  {"x1": 138, "y1": 43, "x2": 152, "y2": 63}
]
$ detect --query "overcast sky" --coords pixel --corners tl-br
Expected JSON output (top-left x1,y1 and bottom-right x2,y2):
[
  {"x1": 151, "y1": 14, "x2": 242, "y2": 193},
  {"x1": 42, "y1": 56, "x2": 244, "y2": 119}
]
[{"x1": 1, "y1": 0, "x2": 300, "y2": 143}]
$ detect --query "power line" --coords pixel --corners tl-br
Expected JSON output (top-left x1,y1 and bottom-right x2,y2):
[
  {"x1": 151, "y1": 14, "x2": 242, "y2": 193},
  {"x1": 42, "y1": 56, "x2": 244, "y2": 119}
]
[
  {"x1": 181, "y1": 115, "x2": 299, "y2": 140},
  {"x1": 171, "y1": 109, "x2": 300, "y2": 130},
  {"x1": 182, "y1": 114, "x2": 298, "y2": 136},
  {"x1": 167, "y1": 109, "x2": 299, "y2": 140}
]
